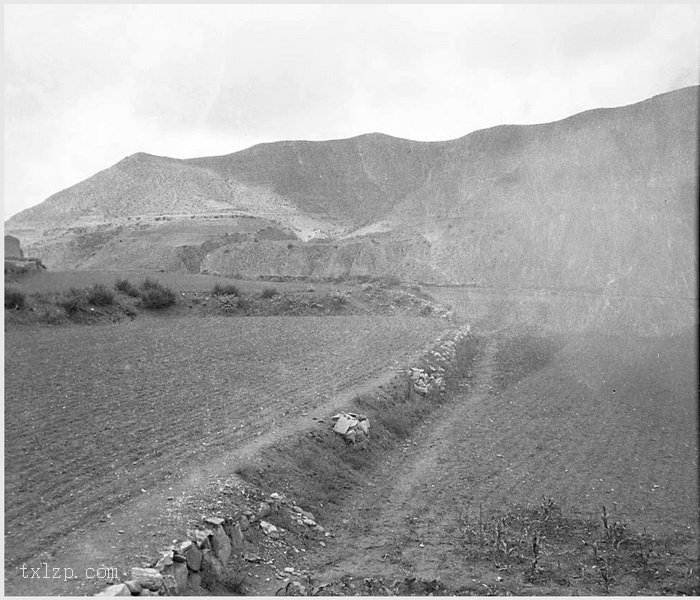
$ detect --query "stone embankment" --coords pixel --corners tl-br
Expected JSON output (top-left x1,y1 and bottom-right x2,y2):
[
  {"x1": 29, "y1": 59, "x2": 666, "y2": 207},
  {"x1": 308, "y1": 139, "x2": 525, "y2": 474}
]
[{"x1": 95, "y1": 325, "x2": 471, "y2": 596}]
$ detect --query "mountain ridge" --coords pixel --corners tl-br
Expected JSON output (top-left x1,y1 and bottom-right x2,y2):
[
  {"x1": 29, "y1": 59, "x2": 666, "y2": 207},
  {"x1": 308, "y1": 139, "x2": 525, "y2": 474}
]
[{"x1": 5, "y1": 86, "x2": 697, "y2": 299}]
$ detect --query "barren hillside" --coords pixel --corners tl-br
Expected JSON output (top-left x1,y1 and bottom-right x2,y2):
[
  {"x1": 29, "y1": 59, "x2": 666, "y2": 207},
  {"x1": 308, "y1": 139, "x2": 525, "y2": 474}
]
[{"x1": 6, "y1": 86, "x2": 697, "y2": 299}]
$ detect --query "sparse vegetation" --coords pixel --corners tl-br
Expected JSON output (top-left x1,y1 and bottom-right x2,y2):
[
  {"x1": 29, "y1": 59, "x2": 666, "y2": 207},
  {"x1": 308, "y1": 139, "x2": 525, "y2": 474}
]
[
  {"x1": 86, "y1": 283, "x2": 114, "y2": 306},
  {"x1": 261, "y1": 286, "x2": 278, "y2": 299},
  {"x1": 331, "y1": 290, "x2": 348, "y2": 306},
  {"x1": 139, "y1": 278, "x2": 176, "y2": 309},
  {"x1": 114, "y1": 278, "x2": 140, "y2": 297},
  {"x1": 5, "y1": 287, "x2": 25, "y2": 309},
  {"x1": 212, "y1": 282, "x2": 240, "y2": 296},
  {"x1": 59, "y1": 288, "x2": 88, "y2": 314},
  {"x1": 452, "y1": 497, "x2": 699, "y2": 594}
]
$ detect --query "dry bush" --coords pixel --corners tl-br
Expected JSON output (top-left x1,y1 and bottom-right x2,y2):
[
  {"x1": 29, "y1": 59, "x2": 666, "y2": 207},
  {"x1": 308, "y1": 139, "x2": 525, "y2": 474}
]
[
  {"x1": 59, "y1": 288, "x2": 88, "y2": 314},
  {"x1": 212, "y1": 283, "x2": 241, "y2": 296},
  {"x1": 5, "y1": 287, "x2": 25, "y2": 309},
  {"x1": 114, "y1": 278, "x2": 140, "y2": 297},
  {"x1": 139, "y1": 278, "x2": 176, "y2": 309},
  {"x1": 86, "y1": 284, "x2": 114, "y2": 306}
]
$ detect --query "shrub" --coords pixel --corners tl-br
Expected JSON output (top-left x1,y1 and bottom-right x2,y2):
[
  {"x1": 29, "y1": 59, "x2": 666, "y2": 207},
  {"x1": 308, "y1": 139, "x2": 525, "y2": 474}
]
[
  {"x1": 261, "y1": 287, "x2": 278, "y2": 299},
  {"x1": 212, "y1": 283, "x2": 240, "y2": 296},
  {"x1": 331, "y1": 291, "x2": 348, "y2": 306},
  {"x1": 59, "y1": 288, "x2": 88, "y2": 314},
  {"x1": 114, "y1": 278, "x2": 140, "y2": 297},
  {"x1": 140, "y1": 277, "x2": 162, "y2": 291},
  {"x1": 5, "y1": 287, "x2": 25, "y2": 309},
  {"x1": 139, "y1": 278, "x2": 176, "y2": 309},
  {"x1": 86, "y1": 283, "x2": 114, "y2": 306}
]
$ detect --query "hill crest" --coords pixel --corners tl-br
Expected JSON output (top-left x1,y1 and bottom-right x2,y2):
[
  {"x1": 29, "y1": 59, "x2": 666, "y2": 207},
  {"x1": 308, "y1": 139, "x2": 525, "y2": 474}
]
[{"x1": 5, "y1": 86, "x2": 697, "y2": 298}]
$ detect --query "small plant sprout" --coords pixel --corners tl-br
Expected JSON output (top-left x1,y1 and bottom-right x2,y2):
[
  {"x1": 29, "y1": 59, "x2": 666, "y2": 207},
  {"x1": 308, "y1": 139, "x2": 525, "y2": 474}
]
[
  {"x1": 530, "y1": 532, "x2": 545, "y2": 579},
  {"x1": 601, "y1": 505, "x2": 609, "y2": 532},
  {"x1": 540, "y1": 495, "x2": 556, "y2": 521}
]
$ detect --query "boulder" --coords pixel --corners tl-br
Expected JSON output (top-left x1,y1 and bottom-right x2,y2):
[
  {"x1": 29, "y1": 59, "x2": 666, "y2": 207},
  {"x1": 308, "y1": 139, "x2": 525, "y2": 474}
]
[
  {"x1": 210, "y1": 523, "x2": 232, "y2": 564},
  {"x1": 95, "y1": 584, "x2": 131, "y2": 596},
  {"x1": 187, "y1": 571, "x2": 202, "y2": 591},
  {"x1": 333, "y1": 415, "x2": 358, "y2": 435},
  {"x1": 123, "y1": 580, "x2": 142, "y2": 595},
  {"x1": 161, "y1": 574, "x2": 177, "y2": 595},
  {"x1": 183, "y1": 542, "x2": 202, "y2": 572},
  {"x1": 154, "y1": 550, "x2": 173, "y2": 570},
  {"x1": 201, "y1": 549, "x2": 225, "y2": 581},
  {"x1": 229, "y1": 522, "x2": 244, "y2": 554},
  {"x1": 130, "y1": 568, "x2": 163, "y2": 592},
  {"x1": 260, "y1": 520, "x2": 280, "y2": 539},
  {"x1": 189, "y1": 528, "x2": 213, "y2": 549},
  {"x1": 171, "y1": 561, "x2": 188, "y2": 595}
]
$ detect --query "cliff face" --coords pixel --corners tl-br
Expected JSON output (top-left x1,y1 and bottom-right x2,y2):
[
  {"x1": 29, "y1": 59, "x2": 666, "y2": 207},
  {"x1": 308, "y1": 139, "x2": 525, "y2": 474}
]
[
  {"x1": 201, "y1": 234, "x2": 441, "y2": 282},
  {"x1": 5, "y1": 87, "x2": 698, "y2": 298}
]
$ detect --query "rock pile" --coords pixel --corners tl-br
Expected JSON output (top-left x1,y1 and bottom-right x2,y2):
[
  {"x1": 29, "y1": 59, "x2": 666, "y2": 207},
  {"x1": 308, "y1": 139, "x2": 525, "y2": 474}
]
[
  {"x1": 408, "y1": 325, "x2": 470, "y2": 397},
  {"x1": 95, "y1": 325, "x2": 471, "y2": 597},
  {"x1": 330, "y1": 412, "x2": 370, "y2": 444},
  {"x1": 408, "y1": 366, "x2": 445, "y2": 395},
  {"x1": 95, "y1": 514, "x2": 246, "y2": 596}
]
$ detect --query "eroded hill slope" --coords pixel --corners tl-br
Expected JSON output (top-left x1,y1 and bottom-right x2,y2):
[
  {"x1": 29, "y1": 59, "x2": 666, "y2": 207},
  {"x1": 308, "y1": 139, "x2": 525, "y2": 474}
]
[{"x1": 5, "y1": 87, "x2": 697, "y2": 299}]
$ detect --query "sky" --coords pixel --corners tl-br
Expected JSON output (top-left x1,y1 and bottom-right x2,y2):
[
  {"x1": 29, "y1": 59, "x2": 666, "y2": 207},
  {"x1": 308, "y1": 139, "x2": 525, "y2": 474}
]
[{"x1": 3, "y1": 3, "x2": 699, "y2": 220}]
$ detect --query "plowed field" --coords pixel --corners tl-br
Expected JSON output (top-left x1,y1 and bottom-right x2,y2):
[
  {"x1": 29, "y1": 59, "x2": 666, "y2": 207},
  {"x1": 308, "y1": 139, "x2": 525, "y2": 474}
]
[
  {"x1": 4, "y1": 315, "x2": 449, "y2": 581},
  {"x1": 261, "y1": 326, "x2": 699, "y2": 595}
]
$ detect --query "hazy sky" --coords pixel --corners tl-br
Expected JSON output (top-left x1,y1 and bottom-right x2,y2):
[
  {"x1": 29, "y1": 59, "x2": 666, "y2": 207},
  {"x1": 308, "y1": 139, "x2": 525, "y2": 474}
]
[{"x1": 4, "y1": 3, "x2": 699, "y2": 219}]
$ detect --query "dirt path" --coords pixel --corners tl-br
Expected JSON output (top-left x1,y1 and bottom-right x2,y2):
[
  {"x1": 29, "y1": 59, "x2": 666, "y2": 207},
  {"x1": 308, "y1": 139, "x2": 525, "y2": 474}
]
[
  {"x1": 4, "y1": 320, "x2": 450, "y2": 596},
  {"x1": 7, "y1": 322, "x2": 696, "y2": 595},
  {"x1": 298, "y1": 336, "x2": 501, "y2": 587},
  {"x1": 295, "y1": 327, "x2": 699, "y2": 592}
]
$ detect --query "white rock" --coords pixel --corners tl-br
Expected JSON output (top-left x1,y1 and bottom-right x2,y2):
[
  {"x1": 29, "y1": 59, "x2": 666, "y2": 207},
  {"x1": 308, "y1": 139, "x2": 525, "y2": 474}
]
[
  {"x1": 333, "y1": 415, "x2": 358, "y2": 435},
  {"x1": 260, "y1": 520, "x2": 278, "y2": 535}
]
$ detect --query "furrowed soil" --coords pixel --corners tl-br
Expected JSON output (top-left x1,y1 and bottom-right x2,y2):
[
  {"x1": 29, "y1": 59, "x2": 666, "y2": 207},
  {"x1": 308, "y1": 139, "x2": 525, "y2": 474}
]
[
  {"x1": 288, "y1": 326, "x2": 698, "y2": 595},
  {"x1": 4, "y1": 315, "x2": 450, "y2": 595},
  {"x1": 4, "y1": 283, "x2": 698, "y2": 596},
  {"x1": 231, "y1": 291, "x2": 697, "y2": 596}
]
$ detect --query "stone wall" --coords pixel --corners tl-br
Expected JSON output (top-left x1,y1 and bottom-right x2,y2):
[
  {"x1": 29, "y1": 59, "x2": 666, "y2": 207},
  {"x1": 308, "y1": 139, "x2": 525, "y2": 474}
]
[{"x1": 95, "y1": 325, "x2": 471, "y2": 596}]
